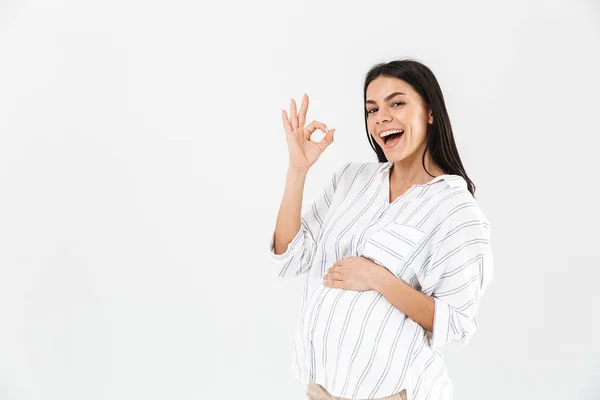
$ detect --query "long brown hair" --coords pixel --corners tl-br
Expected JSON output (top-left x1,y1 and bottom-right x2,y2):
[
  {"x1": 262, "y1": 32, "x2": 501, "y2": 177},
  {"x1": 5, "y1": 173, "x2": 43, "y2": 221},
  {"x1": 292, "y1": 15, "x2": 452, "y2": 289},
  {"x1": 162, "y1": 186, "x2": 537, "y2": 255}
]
[{"x1": 363, "y1": 59, "x2": 476, "y2": 197}]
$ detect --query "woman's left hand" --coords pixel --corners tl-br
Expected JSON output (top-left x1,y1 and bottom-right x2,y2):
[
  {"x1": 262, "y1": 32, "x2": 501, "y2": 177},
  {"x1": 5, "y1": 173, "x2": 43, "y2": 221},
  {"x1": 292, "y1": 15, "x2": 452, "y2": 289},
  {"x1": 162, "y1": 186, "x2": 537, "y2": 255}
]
[{"x1": 322, "y1": 256, "x2": 387, "y2": 291}]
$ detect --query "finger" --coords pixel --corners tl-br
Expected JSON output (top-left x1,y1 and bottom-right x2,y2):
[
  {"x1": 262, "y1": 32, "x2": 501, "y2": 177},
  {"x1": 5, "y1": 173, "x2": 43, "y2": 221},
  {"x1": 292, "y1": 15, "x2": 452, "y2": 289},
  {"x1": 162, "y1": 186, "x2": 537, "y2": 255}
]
[
  {"x1": 324, "y1": 271, "x2": 343, "y2": 281},
  {"x1": 281, "y1": 110, "x2": 293, "y2": 138},
  {"x1": 317, "y1": 128, "x2": 335, "y2": 150},
  {"x1": 304, "y1": 120, "x2": 329, "y2": 140},
  {"x1": 298, "y1": 94, "x2": 308, "y2": 130},
  {"x1": 324, "y1": 279, "x2": 343, "y2": 289},
  {"x1": 290, "y1": 98, "x2": 298, "y2": 130}
]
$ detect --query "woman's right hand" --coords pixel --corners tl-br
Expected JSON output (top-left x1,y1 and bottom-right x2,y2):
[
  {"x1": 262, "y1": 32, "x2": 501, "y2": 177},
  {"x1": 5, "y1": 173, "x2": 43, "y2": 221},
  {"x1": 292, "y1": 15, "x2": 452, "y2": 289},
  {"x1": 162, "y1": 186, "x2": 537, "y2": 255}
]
[{"x1": 281, "y1": 94, "x2": 335, "y2": 171}]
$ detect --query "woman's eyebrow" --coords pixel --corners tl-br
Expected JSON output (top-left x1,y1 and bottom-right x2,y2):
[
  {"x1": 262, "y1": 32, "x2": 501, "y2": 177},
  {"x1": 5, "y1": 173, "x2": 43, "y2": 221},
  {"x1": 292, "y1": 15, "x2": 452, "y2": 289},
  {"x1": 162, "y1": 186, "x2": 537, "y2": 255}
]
[{"x1": 366, "y1": 91, "x2": 406, "y2": 105}]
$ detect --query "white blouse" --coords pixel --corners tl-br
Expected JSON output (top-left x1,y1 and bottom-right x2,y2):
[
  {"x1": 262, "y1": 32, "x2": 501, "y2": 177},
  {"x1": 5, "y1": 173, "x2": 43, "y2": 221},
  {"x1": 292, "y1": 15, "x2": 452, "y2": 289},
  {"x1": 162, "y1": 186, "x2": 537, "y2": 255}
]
[{"x1": 269, "y1": 161, "x2": 494, "y2": 400}]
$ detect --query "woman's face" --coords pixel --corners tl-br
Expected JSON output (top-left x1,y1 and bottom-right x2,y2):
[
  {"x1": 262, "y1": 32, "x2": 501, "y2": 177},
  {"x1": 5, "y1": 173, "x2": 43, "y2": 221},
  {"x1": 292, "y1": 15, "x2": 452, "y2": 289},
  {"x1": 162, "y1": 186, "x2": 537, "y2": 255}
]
[{"x1": 365, "y1": 76, "x2": 433, "y2": 163}]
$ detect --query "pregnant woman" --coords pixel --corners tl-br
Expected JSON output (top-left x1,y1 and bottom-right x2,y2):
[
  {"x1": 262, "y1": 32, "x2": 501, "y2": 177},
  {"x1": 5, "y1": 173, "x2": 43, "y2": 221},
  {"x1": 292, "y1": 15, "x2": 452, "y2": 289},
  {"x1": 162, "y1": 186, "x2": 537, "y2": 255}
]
[{"x1": 269, "y1": 59, "x2": 494, "y2": 400}]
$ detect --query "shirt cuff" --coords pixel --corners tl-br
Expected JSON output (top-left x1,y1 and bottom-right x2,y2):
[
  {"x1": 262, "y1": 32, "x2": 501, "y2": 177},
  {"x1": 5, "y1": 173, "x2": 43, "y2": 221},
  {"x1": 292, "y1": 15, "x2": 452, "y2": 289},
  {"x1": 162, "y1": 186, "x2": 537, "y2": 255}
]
[
  {"x1": 269, "y1": 227, "x2": 304, "y2": 261},
  {"x1": 429, "y1": 297, "x2": 451, "y2": 348}
]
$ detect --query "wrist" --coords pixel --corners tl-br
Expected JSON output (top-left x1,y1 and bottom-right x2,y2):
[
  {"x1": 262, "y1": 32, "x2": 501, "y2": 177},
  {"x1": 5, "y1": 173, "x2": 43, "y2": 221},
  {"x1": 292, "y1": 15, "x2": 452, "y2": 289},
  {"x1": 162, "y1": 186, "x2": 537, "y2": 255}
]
[
  {"x1": 287, "y1": 167, "x2": 309, "y2": 182},
  {"x1": 285, "y1": 167, "x2": 309, "y2": 186},
  {"x1": 287, "y1": 165, "x2": 310, "y2": 175},
  {"x1": 370, "y1": 261, "x2": 392, "y2": 292}
]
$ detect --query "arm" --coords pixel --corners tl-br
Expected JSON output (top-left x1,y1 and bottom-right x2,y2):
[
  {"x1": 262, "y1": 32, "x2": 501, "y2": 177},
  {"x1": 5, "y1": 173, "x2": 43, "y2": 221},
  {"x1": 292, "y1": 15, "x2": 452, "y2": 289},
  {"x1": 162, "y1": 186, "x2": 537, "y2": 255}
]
[
  {"x1": 269, "y1": 163, "x2": 350, "y2": 277},
  {"x1": 422, "y1": 214, "x2": 493, "y2": 348},
  {"x1": 372, "y1": 267, "x2": 436, "y2": 332},
  {"x1": 371, "y1": 203, "x2": 493, "y2": 347},
  {"x1": 272, "y1": 167, "x2": 309, "y2": 256}
]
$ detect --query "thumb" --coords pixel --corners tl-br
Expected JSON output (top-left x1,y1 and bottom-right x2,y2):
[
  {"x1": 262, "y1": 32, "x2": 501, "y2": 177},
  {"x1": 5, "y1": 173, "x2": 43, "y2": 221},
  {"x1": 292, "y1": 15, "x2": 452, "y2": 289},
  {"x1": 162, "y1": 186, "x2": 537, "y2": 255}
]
[{"x1": 319, "y1": 128, "x2": 335, "y2": 150}]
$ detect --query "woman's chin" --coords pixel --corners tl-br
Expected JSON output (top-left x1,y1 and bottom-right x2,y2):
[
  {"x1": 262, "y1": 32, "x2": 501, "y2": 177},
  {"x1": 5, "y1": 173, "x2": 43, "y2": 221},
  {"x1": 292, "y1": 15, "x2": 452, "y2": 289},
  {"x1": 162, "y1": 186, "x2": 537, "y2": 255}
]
[{"x1": 383, "y1": 149, "x2": 404, "y2": 163}]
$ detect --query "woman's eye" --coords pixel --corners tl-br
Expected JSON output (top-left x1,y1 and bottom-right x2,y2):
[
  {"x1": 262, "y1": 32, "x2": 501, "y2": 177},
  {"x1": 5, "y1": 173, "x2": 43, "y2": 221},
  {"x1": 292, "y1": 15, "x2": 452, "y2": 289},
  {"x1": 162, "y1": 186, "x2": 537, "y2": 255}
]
[{"x1": 366, "y1": 102, "x2": 404, "y2": 115}]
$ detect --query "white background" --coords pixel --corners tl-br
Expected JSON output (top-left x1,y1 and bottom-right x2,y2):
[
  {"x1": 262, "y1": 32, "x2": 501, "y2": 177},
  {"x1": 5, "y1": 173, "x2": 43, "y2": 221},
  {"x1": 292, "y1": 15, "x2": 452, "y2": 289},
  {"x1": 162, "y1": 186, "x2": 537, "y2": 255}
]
[{"x1": 1, "y1": 0, "x2": 599, "y2": 399}]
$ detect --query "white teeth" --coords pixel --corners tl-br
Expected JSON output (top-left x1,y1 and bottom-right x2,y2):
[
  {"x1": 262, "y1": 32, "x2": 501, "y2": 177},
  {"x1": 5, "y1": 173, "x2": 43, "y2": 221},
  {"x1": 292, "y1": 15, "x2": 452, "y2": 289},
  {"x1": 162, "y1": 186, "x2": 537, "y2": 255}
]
[{"x1": 380, "y1": 129, "x2": 404, "y2": 138}]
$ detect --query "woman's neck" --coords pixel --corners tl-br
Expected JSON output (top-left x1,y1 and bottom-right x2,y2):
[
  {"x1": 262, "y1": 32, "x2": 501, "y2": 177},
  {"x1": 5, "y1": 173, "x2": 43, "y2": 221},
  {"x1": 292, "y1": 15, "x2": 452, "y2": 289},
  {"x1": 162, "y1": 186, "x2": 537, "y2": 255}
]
[{"x1": 389, "y1": 159, "x2": 445, "y2": 191}]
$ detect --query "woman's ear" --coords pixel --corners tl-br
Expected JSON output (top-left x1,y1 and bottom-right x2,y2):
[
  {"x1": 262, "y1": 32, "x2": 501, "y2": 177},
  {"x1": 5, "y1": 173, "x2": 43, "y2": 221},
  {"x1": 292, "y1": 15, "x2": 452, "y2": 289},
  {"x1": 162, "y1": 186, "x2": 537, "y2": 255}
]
[{"x1": 428, "y1": 107, "x2": 433, "y2": 125}]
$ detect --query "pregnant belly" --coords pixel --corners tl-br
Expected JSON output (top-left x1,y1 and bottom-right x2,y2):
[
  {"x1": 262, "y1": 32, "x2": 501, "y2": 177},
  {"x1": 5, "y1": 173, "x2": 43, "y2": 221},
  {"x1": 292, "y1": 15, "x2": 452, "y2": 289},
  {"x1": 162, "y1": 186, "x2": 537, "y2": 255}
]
[
  {"x1": 302, "y1": 288, "x2": 419, "y2": 385},
  {"x1": 303, "y1": 288, "x2": 408, "y2": 351}
]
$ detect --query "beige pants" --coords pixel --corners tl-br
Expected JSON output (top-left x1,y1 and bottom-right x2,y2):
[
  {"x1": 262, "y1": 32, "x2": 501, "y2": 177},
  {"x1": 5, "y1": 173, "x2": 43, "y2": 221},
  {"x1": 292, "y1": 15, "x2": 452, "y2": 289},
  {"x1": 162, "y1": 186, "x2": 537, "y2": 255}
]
[{"x1": 306, "y1": 383, "x2": 407, "y2": 400}]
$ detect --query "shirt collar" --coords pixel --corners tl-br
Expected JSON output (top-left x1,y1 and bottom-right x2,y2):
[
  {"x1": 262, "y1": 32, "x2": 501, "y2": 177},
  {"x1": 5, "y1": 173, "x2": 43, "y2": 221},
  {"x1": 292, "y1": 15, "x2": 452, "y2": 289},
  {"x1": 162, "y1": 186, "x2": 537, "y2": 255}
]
[{"x1": 380, "y1": 161, "x2": 467, "y2": 190}]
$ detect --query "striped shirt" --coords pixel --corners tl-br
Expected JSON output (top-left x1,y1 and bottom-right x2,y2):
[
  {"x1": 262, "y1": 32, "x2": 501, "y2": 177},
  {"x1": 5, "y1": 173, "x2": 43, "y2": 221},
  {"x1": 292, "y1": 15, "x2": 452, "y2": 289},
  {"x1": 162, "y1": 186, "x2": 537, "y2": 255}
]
[{"x1": 269, "y1": 161, "x2": 493, "y2": 400}]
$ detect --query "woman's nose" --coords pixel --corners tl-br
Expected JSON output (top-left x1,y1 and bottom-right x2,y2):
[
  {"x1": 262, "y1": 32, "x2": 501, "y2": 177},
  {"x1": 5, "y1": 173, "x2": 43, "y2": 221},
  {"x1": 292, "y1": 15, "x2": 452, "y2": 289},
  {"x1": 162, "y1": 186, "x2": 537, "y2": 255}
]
[{"x1": 376, "y1": 109, "x2": 392, "y2": 124}]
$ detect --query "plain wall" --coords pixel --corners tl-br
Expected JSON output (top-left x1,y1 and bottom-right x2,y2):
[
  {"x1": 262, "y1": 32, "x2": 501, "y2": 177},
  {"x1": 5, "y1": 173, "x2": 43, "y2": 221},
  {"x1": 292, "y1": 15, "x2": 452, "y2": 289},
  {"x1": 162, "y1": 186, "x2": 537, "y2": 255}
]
[{"x1": 0, "y1": 0, "x2": 599, "y2": 399}]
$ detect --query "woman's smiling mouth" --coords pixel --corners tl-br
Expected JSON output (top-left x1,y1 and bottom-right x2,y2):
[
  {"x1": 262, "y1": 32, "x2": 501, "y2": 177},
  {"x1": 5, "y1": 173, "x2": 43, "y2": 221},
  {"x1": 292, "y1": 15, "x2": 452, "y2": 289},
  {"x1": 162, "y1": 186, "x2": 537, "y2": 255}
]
[{"x1": 379, "y1": 129, "x2": 404, "y2": 146}]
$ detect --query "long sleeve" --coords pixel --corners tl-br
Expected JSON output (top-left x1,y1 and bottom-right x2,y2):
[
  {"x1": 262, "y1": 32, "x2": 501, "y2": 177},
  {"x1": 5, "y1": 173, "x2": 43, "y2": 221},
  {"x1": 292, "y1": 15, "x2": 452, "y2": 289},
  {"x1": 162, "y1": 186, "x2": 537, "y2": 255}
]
[
  {"x1": 421, "y1": 201, "x2": 494, "y2": 348},
  {"x1": 269, "y1": 163, "x2": 350, "y2": 278}
]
